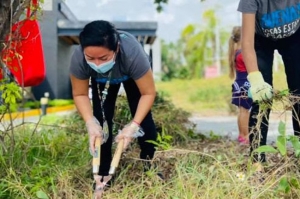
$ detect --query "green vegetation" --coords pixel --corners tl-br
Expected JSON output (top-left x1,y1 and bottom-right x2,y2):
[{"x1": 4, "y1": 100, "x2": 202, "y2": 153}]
[
  {"x1": 114, "y1": 92, "x2": 198, "y2": 145},
  {"x1": 0, "y1": 81, "x2": 22, "y2": 113},
  {"x1": 181, "y1": 10, "x2": 230, "y2": 79},
  {"x1": 22, "y1": 99, "x2": 74, "y2": 109},
  {"x1": 1, "y1": 114, "x2": 300, "y2": 198},
  {"x1": 0, "y1": 119, "x2": 90, "y2": 199},
  {"x1": 160, "y1": 40, "x2": 190, "y2": 81},
  {"x1": 161, "y1": 10, "x2": 230, "y2": 81},
  {"x1": 1, "y1": 83, "x2": 299, "y2": 198},
  {"x1": 0, "y1": 92, "x2": 200, "y2": 198},
  {"x1": 156, "y1": 71, "x2": 288, "y2": 114}
]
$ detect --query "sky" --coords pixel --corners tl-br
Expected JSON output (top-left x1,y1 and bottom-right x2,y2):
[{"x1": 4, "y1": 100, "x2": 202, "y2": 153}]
[{"x1": 65, "y1": 0, "x2": 241, "y2": 42}]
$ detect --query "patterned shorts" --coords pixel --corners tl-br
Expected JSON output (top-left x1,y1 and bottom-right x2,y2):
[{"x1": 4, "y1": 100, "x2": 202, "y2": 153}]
[{"x1": 231, "y1": 78, "x2": 253, "y2": 110}]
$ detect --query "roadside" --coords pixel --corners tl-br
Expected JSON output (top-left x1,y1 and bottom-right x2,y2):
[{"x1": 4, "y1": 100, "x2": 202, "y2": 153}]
[
  {"x1": 0, "y1": 105, "x2": 77, "y2": 130},
  {"x1": 1, "y1": 104, "x2": 294, "y2": 144},
  {"x1": 2, "y1": 105, "x2": 76, "y2": 121},
  {"x1": 190, "y1": 110, "x2": 293, "y2": 143}
]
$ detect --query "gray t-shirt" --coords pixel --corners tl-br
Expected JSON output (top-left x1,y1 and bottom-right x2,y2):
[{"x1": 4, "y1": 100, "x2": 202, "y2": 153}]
[
  {"x1": 238, "y1": 0, "x2": 300, "y2": 39},
  {"x1": 70, "y1": 31, "x2": 151, "y2": 84}
]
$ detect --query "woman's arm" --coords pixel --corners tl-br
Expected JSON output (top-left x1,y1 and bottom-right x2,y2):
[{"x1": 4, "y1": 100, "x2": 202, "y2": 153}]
[
  {"x1": 70, "y1": 74, "x2": 94, "y2": 122},
  {"x1": 241, "y1": 13, "x2": 273, "y2": 101},
  {"x1": 241, "y1": 13, "x2": 258, "y2": 73},
  {"x1": 132, "y1": 69, "x2": 156, "y2": 124}
]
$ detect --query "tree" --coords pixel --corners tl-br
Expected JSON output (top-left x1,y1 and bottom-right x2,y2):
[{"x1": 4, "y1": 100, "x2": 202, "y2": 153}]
[
  {"x1": 0, "y1": 0, "x2": 33, "y2": 51},
  {"x1": 161, "y1": 40, "x2": 190, "y2": 81},
  {"x1": 0, "y1": 0, "x2": 38, "y2": 155},
  {"x1": 180, "y1": 9, "x2": 229, "y2": 78}
]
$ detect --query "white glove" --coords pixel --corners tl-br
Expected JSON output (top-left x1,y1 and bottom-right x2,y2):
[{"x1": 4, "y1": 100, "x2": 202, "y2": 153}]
[
  {"x1": 115, "y1": 121, "x2": 145, "y2": 150},
  {"x1": 247, "y1": 71, "x2": 273, "y2": 102},
  {"x1": 86, "y1": 117, "x2": 104, "y2": 154}
]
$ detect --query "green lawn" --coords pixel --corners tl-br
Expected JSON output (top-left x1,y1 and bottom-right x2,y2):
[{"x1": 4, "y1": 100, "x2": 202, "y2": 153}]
[{"x1": 155, "y1": 71, "x2": 287, "y2": 114}]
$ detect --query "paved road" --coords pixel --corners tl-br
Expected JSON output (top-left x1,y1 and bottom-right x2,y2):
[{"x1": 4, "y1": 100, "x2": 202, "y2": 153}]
[
  {"x1": 2, "y1": 110, "x2": 295, "y2": 144},
  {"x1": 190, "y1": 111, "x2": 294, "y2": 143},
  {"x1": 0, "y1": 111, "x2": 75, "y2": 130}
]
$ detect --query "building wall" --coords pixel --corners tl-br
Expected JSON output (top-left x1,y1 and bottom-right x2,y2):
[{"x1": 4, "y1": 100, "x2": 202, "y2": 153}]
[
  {"x1": 32, "y1": 0, "x2": 74, "y2": 100},
  {"x1": 32, "y1": 2, "x2": 58, "y2": 100},
  {"x1": 144, "y1": 38, "x2": 161, "y2": 81},
  {"x1": 56, "y1": 38, "x2": 74, "y2": 99}
]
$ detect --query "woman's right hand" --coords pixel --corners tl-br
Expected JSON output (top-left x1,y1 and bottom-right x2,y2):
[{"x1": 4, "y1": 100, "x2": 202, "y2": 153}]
[
  {"x1": 86, "y1": 117, "x2": 103, "y2": 154},
  {"x1": 247, "y1": 71, "x2": 273, "y2": 101}
]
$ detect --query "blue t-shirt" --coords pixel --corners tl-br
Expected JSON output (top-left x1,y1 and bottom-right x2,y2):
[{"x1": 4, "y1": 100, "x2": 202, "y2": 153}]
[
  {"x1": 69, "y1": 31, "x2": 151, "y2": 84},
  {"x1": 238, "y1": 0, "x2": 300, "y2": 39}
]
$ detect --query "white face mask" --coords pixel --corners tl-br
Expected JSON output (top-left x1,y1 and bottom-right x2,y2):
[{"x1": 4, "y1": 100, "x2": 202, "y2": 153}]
[{"x1": 86, "y1": 53, "x2": 115, "y2": 73}]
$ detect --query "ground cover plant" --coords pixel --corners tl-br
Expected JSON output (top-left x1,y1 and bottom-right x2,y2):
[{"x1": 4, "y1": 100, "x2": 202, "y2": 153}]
[
  {"x1": 1, "y1": 72, "x2": 300, "y2": 198},
  {"x1": 0, "y1": 92, "x2": 199, "y2": 198}
]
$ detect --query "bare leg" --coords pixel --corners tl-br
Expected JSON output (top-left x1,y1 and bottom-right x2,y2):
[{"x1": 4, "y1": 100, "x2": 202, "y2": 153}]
[
  {"x1": 238, "y1": 106, "x2": 250, "y2": 139},
  {"x1": 237, "y1": 106, "x2": 250, "y2": 145}
]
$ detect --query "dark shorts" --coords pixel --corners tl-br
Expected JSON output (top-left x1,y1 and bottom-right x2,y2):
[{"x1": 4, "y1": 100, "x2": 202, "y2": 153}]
[{"x1": 231, "y1": 71, "x2": 253, "y2": 110}]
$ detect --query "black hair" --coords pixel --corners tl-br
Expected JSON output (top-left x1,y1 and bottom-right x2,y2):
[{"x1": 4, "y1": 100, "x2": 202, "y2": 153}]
[{"x1": 79, "y1": 20, "x2": 119, "y2": 51}]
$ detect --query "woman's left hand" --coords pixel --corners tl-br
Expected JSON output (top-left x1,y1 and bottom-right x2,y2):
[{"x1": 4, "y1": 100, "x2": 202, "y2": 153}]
[{"x1": 115, "y1": 122, "x2": 144, "y2": 150}]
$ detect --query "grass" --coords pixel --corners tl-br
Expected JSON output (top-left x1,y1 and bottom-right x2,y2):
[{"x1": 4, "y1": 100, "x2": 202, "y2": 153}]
[
  {"x1": 22, "y1": 99, "x2": 74, "y2": 109},
  {"x1": 0, "y1": 121, "x2": 90, "y2": 199},
  {"x1": 0, "y1": 93, "x2": 199, "y2": 199},
  {"x1": 118, "y1": 145, "x2": 300, "y2": 199},
  {"x1": 2, "y1": 122, "x2": 300, "y2": 199},
  {"x1": 155, "y1": 70, "x2": 288, "y2": 114},
  {"x1": 1, "y1": 70, "x2": 298, "y2": 199}
]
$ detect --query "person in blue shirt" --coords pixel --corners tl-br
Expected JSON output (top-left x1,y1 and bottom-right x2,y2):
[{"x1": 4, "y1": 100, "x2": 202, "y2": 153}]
[{"x1": 238, "y1": 0, "x2": 300, "y2": 173}]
